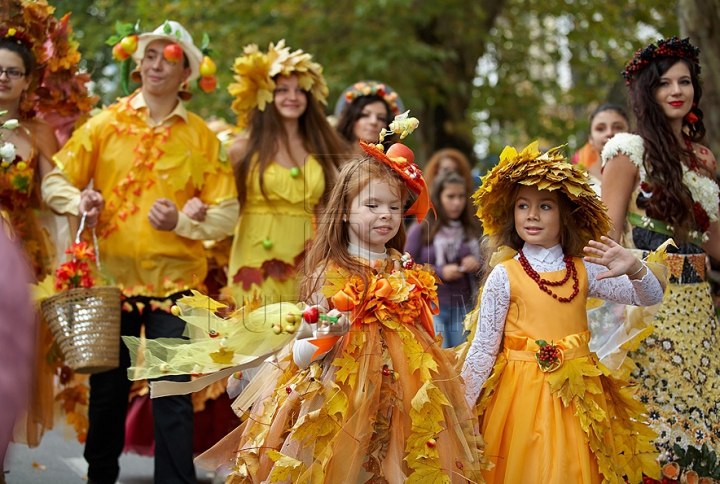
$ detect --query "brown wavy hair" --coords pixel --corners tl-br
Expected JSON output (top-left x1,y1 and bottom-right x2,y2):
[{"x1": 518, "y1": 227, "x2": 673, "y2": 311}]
[
  {"x1": 479, "y1": 185, "x2": 588, "y2": 285},
  {"x1": 299, "y1": 157, "x2": 410, "y2": 301},
  {"x1": 423, "y1": 148, "x2": 475, "y2": 196},
  {"x1": 233, "y1": 83, "x2": 350, "y2": 209},
  {"x1": 335, "y1": 95, "x2": 392, "y2": 144},
  {"x1": 629, "y1": 56, "x2": 713, "y2": 242},
  {"x1": 420, "y1": 171, "x2": 482, "y2": 241}
]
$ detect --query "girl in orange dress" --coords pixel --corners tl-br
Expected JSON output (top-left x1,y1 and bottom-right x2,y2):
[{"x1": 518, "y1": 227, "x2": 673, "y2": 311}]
[
  {"x1": 192, "y1": 116, "x2": 488, "y2": 483},
  {"x1": 461, "y1": 142, "x2": 665, "y2": 484}
]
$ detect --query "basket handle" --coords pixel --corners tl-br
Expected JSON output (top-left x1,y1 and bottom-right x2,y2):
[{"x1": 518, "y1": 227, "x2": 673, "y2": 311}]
[{"x1": 76, "y1": 212, "x2": 101, "y2": 270}]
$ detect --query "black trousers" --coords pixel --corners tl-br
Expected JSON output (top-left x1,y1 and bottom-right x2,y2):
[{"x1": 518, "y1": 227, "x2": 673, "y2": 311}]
[{"x1": 84, "y1": 294, "x2": 197, "y2": 484}]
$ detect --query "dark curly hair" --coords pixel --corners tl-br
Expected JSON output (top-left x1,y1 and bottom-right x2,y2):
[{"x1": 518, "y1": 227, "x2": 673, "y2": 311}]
[{"x1": 629, "y1": 56, "x2": 712, "y2": 242}]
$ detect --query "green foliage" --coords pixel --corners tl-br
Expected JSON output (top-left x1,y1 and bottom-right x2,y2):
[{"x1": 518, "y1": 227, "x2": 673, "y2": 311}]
[
  {"x1": 673, "y1": 443, "x2": 720, "y2": 479},
  {"x1": 51, "y1": 0, "x2": 681, "y2": 163},
  {"x1": 474, "y1": 0, "x2": 677, "y2": 156},
  {"x1": 105, "y1": 20, "x2": 138, "y2": 46}
]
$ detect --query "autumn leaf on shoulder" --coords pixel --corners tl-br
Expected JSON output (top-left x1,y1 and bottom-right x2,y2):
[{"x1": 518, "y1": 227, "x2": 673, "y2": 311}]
[{"x1": 320, "y1": 266, "x2": 350, "y2": 300}]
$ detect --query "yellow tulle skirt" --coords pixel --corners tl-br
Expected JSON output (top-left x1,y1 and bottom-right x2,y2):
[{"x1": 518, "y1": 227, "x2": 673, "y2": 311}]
[{"x1": 197, "y1": 321, "x2": 488, "y2": 483}]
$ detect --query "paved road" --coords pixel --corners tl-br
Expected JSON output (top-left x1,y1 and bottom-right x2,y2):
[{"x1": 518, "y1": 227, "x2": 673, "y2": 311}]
[{"x1": 4, "y1": 430, "x2": 219, "y2": 484}]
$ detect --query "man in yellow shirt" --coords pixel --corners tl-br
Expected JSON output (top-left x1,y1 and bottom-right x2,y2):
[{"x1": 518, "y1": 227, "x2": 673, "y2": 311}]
[{"x1": 41, "y1": 20, "x2": 238, "y2": 484}]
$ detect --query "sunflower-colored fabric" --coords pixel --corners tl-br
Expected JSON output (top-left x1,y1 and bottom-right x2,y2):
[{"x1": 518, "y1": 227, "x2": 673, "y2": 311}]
[
  {"x1": 43, "y1": 91, "x2": 238, "y2": 298},
  {"x1": 228, "y1": 157, "x2": 324, "y2": 306},
  {"x1": 476, "y1": 259, "x2": 658, "y2": 484}
]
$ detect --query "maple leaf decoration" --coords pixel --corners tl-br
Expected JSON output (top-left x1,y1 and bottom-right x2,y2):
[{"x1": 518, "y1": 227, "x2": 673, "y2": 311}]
[
  {"x1": 267, "y1": 450, "x2": 306, "y2": 482},
  {"x1": 261, "y1": 259, "x2": 295, "y2": 283},
  {"x1": 232, "y1": 266, "x2": 263, "y2": 291},
  {"x1": 209, "y1": 347, "x2": 235, "y2": 365},
  {"x1": 177, "y1": 289, "x2": 228, "y2": 311}
]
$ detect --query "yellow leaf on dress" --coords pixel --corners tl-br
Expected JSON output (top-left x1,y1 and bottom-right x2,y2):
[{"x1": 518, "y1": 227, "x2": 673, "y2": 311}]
[
  {"x1": 624, "y1": 451, "x2": 661, "y2": 482},
  {"x1": 266, "y1": 450, "x2": 305, "y2": 483},
  {"x1": 405, "y1": 458, "x2": 451, "y2": 484},
  {"x1": 209, "y1": 347, "x2": 235, "y2": 365},
  {"x1": 291, "y1": 383, "x2": 348, "y2": 456},
  {"x1": 177, "y1": 289, "x2": 228, "y2": 311},
  {"x1": 332, "y1": 353, "x2": 359, "y2": 388},
  {"x1": 545, "y1": 358, "x2": 602, "y2": 406},
  {"x1": 189, "y1": 150, "x2": 215, "y2": 189}
]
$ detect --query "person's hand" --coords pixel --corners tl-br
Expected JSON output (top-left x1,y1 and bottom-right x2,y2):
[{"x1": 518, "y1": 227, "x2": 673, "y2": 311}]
[
  {"x1": 584, "y1": 236, "x2": 646, "y2": 280},
  {"x1": 148, "y1": 198, "x2": 179, "y2": 231},
  {"x1": 181, "y1": 197, "x2": 208, "y2": 222},
  {"x1": 78, "y1": 190, "x2": 105, "y2": 228},
  {"x1": 316, "y1": 309, "x2": 350, "y2": 338},
  {"x1": 460, "y1": 255, "x2": 481, "y2": 274},
  {"x1": 442, "y1": 263, "x2": 464, "y2": 282}
]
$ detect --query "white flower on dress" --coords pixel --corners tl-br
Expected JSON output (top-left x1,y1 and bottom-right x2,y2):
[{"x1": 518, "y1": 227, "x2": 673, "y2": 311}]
[
  {"x1": 0, "y1": 141, "x2": 16, "y2": 162},
  {"x1": 603, "y1": 132, "x2": 720, "y2": 234},
  {"x1": 682, "y1": 164, "x2": 720, "y2": 223}
]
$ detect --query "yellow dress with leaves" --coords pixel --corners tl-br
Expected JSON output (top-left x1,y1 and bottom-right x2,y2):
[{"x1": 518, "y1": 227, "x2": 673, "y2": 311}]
[
  {"x1": 228, "y1": 157, "x2": 324, "y2": 307},
  {"x1": 476, "y1": 259, "x2": 658, "y2": 484},
  {"x1": 198, "y1": 251, "x2": 487, "y2": 483}
]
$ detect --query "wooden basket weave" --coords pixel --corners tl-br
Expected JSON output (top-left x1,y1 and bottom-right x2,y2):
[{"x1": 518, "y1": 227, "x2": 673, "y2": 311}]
[{"x1": 41, "y1": 286, "x2": 121, "y2": 374}]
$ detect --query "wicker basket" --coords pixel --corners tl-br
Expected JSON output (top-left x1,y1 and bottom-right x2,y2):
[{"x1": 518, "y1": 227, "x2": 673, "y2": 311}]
[{"x1": 41, "y1": 286, "x2": 122, "y2": 374}]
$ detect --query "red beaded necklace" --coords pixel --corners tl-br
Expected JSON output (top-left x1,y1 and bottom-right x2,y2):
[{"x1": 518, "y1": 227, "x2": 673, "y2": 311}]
[{"x1": 518, "y1": 249, "x2": 580, "y2": 303}]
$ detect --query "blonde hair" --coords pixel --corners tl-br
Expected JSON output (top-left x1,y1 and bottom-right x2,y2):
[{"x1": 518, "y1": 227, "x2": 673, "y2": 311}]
[{"x1": 300, "y1": 157, "x2": 411, "y2": 301}]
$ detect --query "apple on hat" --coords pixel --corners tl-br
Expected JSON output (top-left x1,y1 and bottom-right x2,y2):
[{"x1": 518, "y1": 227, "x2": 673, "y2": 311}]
[{"x1": 108, "y1": 20, "x2": 218, "y2": 94}]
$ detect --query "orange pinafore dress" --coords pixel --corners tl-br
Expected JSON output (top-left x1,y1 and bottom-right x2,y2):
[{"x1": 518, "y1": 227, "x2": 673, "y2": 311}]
[{"x1": 477, "y1": 258, "x2": 657, "y2": 484}]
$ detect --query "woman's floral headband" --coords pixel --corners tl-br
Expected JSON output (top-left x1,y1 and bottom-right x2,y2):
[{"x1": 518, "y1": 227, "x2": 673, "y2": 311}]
[
  {"x1": 0, "y1": 27, "x2": 33, "y2": 50},
  {"x1": 344, "y1": 81, "x2": 400, "y2": 115},
  {"x1": 622, "y1": 36, "x2": 700, "y2": 85}
]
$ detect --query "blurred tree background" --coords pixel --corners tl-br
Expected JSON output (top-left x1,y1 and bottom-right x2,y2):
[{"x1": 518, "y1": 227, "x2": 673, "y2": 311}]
[{"x1": 50, "y1": 0, "x2": 719, "y2": 171}]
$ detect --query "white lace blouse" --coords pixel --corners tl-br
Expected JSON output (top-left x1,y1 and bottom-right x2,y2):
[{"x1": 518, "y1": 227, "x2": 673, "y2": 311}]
[{"x1": 461, "y1": 243, "x2": 664, "y2": 407}]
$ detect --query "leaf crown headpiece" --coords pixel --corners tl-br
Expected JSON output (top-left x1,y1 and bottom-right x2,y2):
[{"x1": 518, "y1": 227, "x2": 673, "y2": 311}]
[{"x1": 228, "y1": 40, "x2": 328, "y2": 129}]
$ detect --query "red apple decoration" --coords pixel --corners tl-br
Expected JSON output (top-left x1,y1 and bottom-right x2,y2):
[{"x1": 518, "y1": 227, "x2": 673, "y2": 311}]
[
  {"x1": 386, "y1": 143, "x2": 414, "y2": 164},
  {"x1": 163, "y1": 43, "x2": 184, "y2": 63},
  {"x1": 112, "y1": 42, "x2": 130, "y2": 61},
  {"x1": 199, "y1": 75, "x2": 217, "y2": 93},
  {"x1": 303, "y1": 306, "x2": 319, "y2": 324}
]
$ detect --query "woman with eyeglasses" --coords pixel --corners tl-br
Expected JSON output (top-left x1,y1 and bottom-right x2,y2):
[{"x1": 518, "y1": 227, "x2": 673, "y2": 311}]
[{"x1": 0, "y1": 22, "x2": 94, "y2": 457}]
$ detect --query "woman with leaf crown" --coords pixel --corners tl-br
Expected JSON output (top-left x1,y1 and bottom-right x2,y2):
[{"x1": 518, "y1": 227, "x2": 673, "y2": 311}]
[{"x1": 221, "y1": 40, "x2": 348, "y2": 310}]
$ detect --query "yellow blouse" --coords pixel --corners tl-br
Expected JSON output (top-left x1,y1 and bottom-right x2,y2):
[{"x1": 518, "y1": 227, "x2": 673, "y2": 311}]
[{"x1": 43, "y1": 92, "x2": 238, "y2": 297}]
